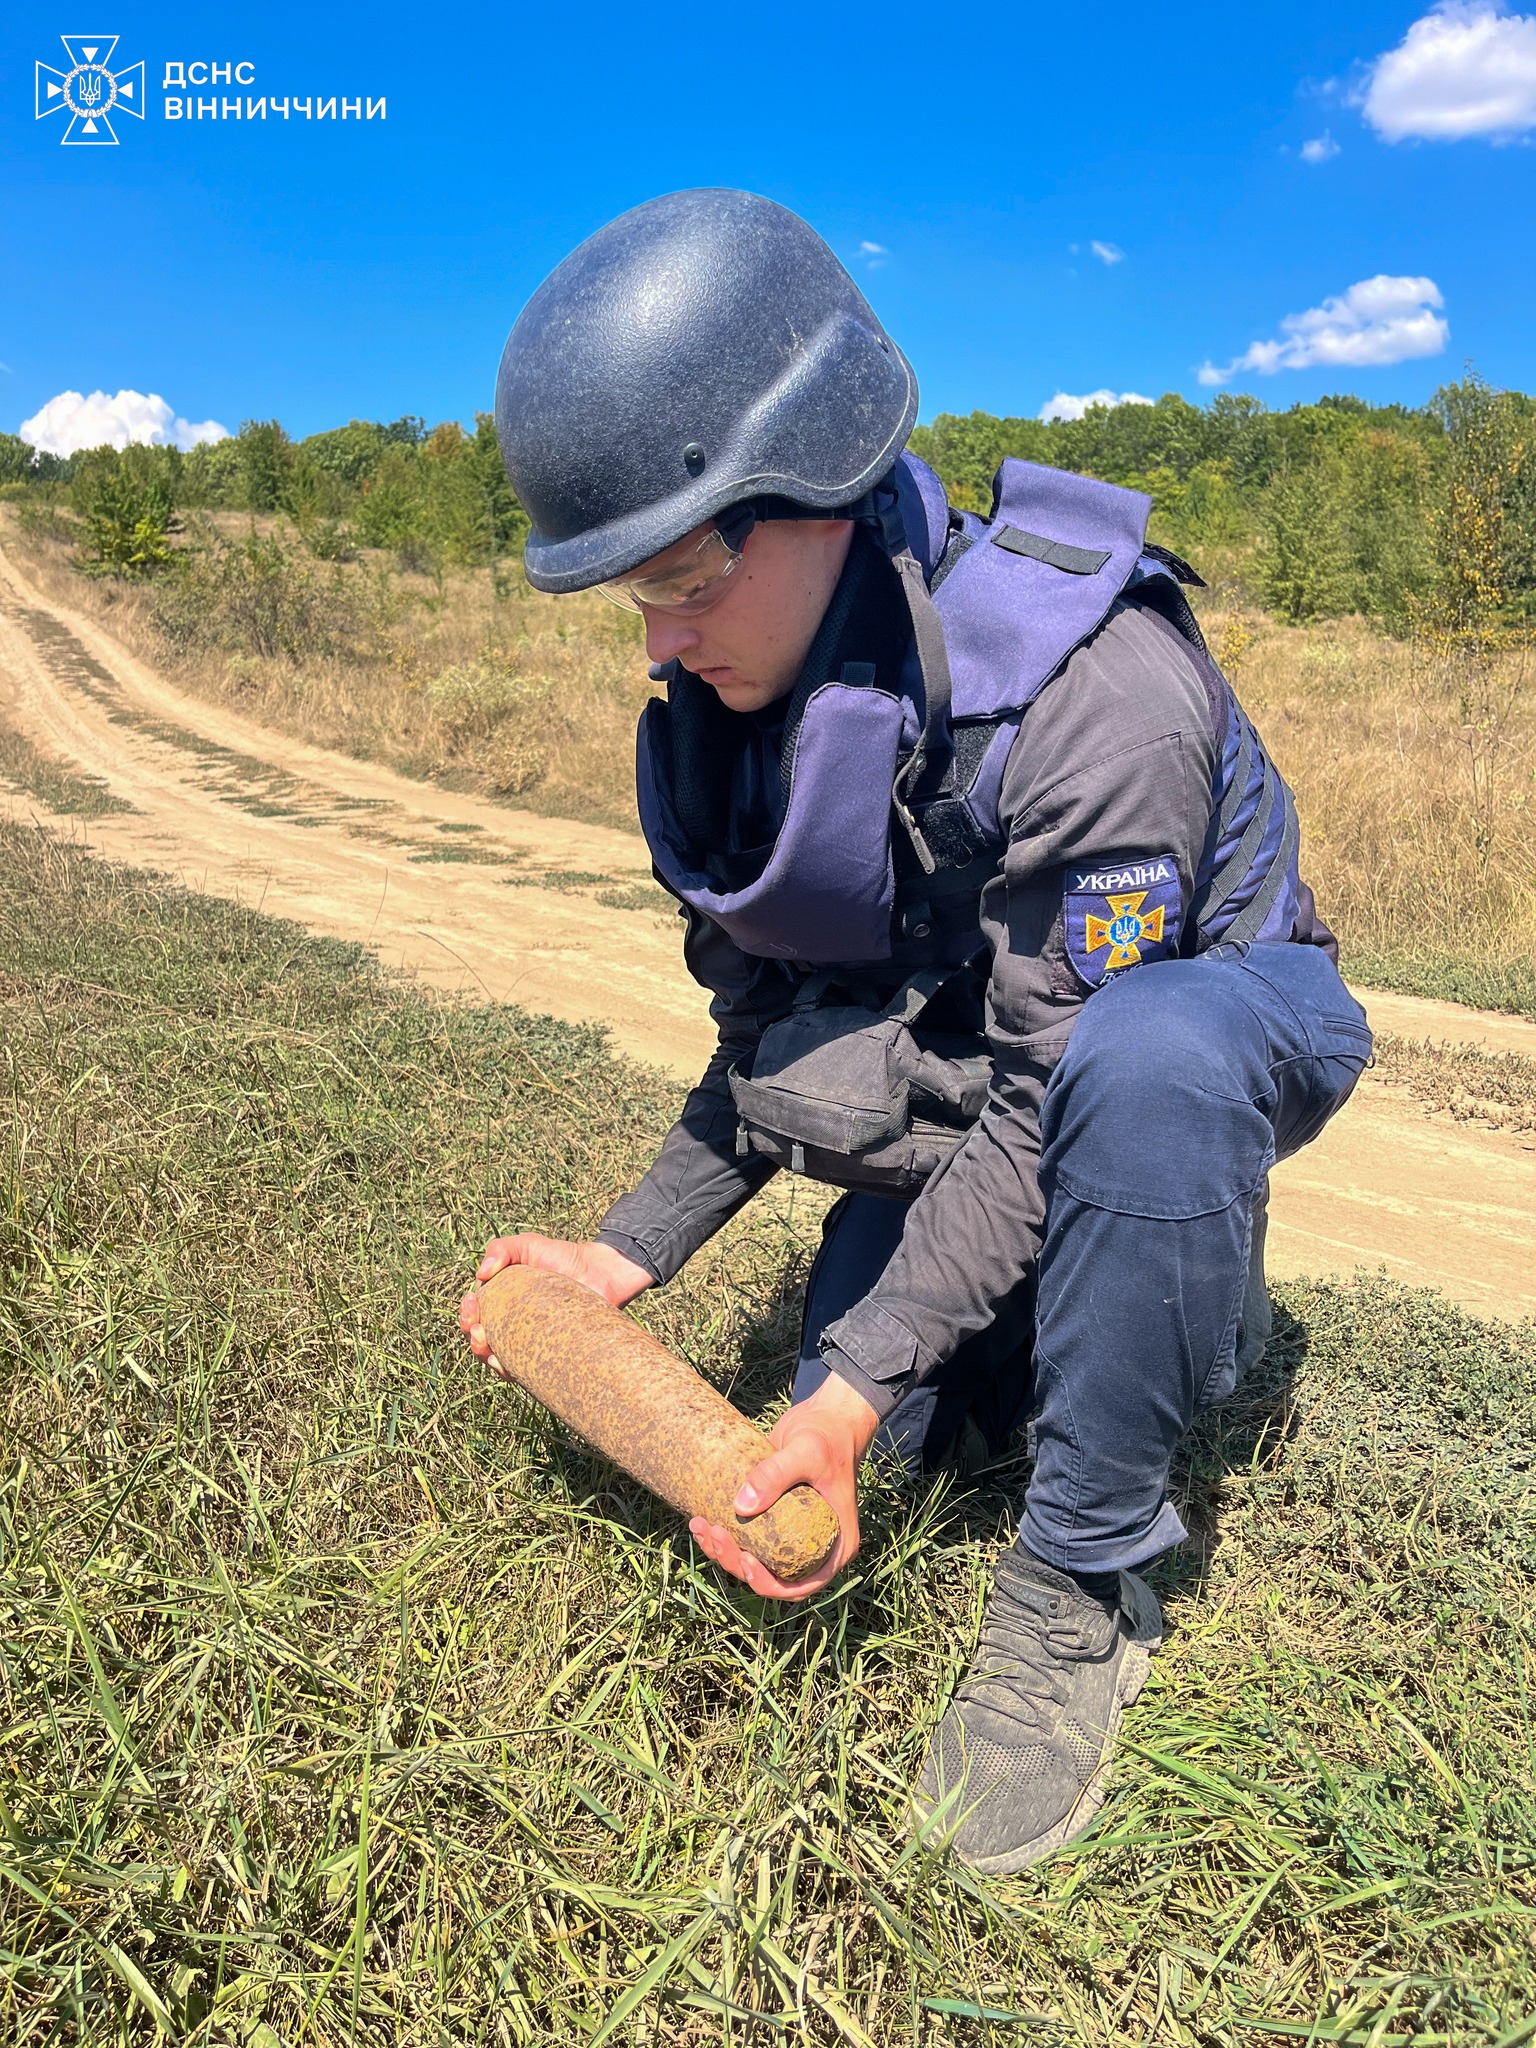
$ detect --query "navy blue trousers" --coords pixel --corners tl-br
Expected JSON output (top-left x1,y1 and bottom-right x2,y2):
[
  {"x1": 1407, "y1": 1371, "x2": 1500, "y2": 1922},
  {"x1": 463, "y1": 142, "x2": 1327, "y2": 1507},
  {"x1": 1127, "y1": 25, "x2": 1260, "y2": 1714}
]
[{"x1": 791, "y1": 942, "x2": 1372, "y2": 1573}]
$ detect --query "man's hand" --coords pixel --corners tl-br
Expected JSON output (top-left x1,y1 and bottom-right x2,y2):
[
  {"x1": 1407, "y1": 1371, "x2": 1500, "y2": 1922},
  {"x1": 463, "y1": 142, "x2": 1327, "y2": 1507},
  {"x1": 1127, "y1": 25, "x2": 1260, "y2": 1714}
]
[
  {"x1": 689, "y1": 1371, "x2": 880, "y2": 1602},
  {"x1": 459, "y1": 1233, "x2": 653, "y2": 1372}
]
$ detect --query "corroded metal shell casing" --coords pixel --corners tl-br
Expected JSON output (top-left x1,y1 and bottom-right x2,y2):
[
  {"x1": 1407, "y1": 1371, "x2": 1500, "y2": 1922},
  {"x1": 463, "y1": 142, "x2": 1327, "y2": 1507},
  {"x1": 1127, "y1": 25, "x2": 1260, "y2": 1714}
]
[{"x1": 477, "y1": 1266, "x2": 840, "y2": 1583}]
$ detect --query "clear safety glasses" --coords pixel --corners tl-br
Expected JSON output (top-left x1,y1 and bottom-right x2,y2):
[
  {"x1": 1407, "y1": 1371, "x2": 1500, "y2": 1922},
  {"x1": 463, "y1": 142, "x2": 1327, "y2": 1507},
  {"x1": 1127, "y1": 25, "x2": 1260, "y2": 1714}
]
[{"x1": 597, "y1": 525, "x2": 744, "y2": 615}]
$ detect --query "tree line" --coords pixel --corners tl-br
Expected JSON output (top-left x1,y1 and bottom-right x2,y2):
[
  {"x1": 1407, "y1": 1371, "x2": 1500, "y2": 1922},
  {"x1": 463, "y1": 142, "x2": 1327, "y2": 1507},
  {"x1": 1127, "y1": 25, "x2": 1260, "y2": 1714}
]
[
  {"x1": 2, "y1": 379, "x2": 1532, "y2": 632},
  {"x1": 0, "y1": 412, "x2": 527, "y2": 576},
  {"x1": 909, "y1": 378, "x2": 1536, "y2": 631}
]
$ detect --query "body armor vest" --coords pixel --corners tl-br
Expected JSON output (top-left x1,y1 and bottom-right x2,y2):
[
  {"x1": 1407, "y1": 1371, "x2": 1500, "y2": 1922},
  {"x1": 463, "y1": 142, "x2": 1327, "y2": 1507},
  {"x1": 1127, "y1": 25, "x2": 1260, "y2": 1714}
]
[
  {"x1": 638, "y1": 453, "x2": 1300, "y2": 969},
  {"x1": 635, "y1": 454, "x2": 1305, "y2": 1193}
]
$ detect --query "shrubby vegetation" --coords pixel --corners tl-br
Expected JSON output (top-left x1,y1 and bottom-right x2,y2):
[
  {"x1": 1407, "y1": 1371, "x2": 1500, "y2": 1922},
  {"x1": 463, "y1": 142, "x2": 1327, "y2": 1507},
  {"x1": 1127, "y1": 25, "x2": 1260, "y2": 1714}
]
[
  {"x1": 0, "y1": 409, "x2": 527, "y2": 579},
  {"x1": 910, "y1": 377, "x2": 1536, "y2": 630},
  {"x1": 148, "y1": 530, "x2": 391, "y2": 663},
  {"x1": 69, "y1": 445, "x2": 181, "y2": 578},
  {"x1": 4, "y1": 376, "x2": 1533, "y2": 633}
]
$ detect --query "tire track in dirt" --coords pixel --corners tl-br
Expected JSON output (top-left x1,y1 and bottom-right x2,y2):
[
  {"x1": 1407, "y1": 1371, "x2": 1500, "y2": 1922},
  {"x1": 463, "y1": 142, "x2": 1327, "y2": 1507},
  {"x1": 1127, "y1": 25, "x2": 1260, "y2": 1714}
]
[
  {"x1": 0, "y1": 544, "x2": 712, "y2": 1075},
  {"x1": 1, "y1": 541, "x2": 1533, "y2": 1321}
]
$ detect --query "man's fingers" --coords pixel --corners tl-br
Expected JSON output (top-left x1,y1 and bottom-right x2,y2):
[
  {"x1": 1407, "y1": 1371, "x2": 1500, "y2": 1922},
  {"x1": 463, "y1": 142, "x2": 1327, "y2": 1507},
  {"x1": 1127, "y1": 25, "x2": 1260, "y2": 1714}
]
[
  {"x1": 457, "y1": 1295, "x2": 495, "y2": 1361},
  {"x1": 689, "y1": 1517, "x2": 744, "y2": 1574},
  {"x1": 734, "y1": 1442, "x2": 823, "y2": 1517},
  {"x1": 689, "y1": 1519, "x2": 769, "y2": 1591},
  {"x1": 688, "y1": 1518, "x2": 824, "y2": 1602},
  {"x1": 476, "y1": 1235, "x2": 527, "y2": 1281},
  {"x1": 689, "y1": 1518, "x2": 841, "y2": 1603}
]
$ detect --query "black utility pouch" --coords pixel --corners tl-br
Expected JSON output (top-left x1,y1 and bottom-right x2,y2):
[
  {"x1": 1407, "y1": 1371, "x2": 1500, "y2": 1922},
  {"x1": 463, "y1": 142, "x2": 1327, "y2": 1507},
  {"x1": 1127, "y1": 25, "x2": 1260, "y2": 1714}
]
[{"x1": 728, "y1": 970, "x2": 992, "y2": 1196}]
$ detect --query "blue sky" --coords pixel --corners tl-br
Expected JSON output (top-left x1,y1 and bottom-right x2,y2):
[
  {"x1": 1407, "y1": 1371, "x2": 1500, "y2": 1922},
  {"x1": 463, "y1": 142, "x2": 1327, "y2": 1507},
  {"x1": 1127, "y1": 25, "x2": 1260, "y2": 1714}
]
[{"x1": 2, "y1": 0, "x2": 1534, "y2": 446}]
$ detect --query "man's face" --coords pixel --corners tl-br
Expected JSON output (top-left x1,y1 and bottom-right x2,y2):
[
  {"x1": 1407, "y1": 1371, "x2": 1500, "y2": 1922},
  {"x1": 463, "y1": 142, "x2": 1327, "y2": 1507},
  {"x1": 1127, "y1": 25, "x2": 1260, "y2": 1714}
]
[{"x1": 633, "y1": 518, "x2": 854, "y2": 714}]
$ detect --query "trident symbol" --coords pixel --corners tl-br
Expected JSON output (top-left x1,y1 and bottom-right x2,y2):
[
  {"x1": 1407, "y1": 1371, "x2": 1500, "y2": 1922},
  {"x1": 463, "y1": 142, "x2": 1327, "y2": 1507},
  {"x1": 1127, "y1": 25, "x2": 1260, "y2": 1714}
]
[{"x1": 36, "y1": 37, "x2": 145, "y2": 145}]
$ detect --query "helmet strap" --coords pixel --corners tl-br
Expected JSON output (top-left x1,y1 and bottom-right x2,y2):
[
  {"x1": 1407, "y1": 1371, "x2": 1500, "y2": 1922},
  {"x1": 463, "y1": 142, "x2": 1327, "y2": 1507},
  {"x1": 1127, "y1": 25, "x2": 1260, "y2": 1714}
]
[{"x1": 712, "y1": 500, "x2": 760, "y2": 553}]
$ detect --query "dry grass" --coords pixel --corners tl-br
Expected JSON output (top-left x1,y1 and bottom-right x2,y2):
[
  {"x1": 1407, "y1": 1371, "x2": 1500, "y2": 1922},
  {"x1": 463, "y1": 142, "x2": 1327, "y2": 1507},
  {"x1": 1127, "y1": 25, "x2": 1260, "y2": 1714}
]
[
  {"x1": 8, "y1": 510, "x2": 1536, "y2": 1010},
  {"x1": 3, "y1": 511, "x2": 652, "y2": 833},
  {"x1": 1371, "y1": 1033, "x2": 1536, "y2": 1135},
  {"x1": 1211, "y1": 607, "x2": 1536, "y2": 1009}
]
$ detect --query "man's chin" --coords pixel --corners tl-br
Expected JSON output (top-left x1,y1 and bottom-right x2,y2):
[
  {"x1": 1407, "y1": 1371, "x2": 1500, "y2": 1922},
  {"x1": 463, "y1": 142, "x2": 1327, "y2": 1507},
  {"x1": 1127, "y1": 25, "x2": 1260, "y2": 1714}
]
[{"x1": 700, "y1": 671, "x2": 768, "y2": 711}]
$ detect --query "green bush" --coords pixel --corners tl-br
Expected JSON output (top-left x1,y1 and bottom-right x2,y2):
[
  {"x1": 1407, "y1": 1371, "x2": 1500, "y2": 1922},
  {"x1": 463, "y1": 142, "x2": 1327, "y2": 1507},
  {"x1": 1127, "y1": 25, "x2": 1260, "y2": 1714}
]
[
  {"x1": 1427, "y1": 376, "x2": 1536, "y2": 630},
  {"x1": 297, "y1": 417, "x2": 393, "y2": 489},
  {"x1": 1338, "y1": 429, "x2": 1438, "y2": 627},
  {"x1": 0, "y1": 432, "x2": 37, "y2": 486},
  {"x1": 352, "y1": 444, "x2": 429, "y2": 552},
  {"x1": 303, "y1": 516, "x2": 357, "y2": 562},
  {"x1": 0, "y1": 433, "x2": 70, "y2": 487},
  {"x1": 235, "y1": 418, "x2": 293, "y2": 514},
  {"x1": 1258, "y1": 460, "x2": 1353, "y2": 622},
  {"x1": 179, "y1": 434, "x2": 244, "y2": 508},
  {"x1": 349, "y1": 425, "x2": 516, "y2": 568},
  {"x1": 908, "y1": 382, "x2": 1536, "y2": 632},
  {"x1": 151, "y1": 531, "x2": 378, "y2": 661},
  {"x1": 70, "y1": 444, "x2": 181, "y2": 579}
]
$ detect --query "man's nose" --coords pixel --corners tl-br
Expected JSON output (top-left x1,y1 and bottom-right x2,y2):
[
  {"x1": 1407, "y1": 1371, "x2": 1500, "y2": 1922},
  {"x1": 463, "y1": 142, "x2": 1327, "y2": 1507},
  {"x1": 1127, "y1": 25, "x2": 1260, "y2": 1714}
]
[{"x1": 642, "y1": 608, "x2": 700, "y2": 666}]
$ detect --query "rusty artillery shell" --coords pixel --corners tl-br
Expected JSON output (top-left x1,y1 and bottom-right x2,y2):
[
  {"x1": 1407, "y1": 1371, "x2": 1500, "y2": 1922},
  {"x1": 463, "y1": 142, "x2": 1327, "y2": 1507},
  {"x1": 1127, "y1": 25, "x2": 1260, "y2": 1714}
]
[{"x1": 477, "y1": 1266, "x2": 840, "y2": 1583}]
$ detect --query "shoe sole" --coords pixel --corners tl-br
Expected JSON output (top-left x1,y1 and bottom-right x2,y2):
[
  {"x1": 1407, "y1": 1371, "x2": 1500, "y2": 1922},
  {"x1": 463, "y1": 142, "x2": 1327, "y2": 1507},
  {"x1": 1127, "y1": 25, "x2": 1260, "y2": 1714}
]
[{"x1": 952, "y1": 1568, "x2": 1164, "y2": 1878}]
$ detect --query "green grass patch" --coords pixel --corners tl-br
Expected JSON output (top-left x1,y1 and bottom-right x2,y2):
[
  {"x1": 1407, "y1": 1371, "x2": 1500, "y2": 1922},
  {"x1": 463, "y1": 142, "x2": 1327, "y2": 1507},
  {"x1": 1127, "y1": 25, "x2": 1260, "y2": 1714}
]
[
  {"x1": 405, "y1": 843, "x2": 511, "y2": 864},
  {"x1": 0, "y1": 723, "x2": 138, "y2": 816},
  {"x1": 1347, "y1": 945, "x2": 1536, "y2": 1024},
  {"x1": 0, "y1": 820, "x2": 1532, "y2": 2044},
  {"x1": 596, "y1": 882, "x2": 676, "y2": 916},
  {"x1": 502, "y1": 867, "x2": 615, "y2": 894}
]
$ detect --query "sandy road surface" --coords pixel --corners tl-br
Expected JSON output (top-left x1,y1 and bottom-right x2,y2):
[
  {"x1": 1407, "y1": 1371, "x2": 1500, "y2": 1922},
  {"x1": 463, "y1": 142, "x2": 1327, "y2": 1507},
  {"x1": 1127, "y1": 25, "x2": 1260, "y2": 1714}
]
[
  {"x1": 2, "y1": 542, "x2": 1533, "y2": 1322},
  {"x1": 0, "y1": 547, "x2": 710, "y2": 1074}
]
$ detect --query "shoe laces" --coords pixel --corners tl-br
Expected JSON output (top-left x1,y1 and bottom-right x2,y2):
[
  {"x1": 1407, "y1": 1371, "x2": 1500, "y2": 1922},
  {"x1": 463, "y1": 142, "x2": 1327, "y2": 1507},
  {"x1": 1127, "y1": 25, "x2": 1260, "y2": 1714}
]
[{"x1": 957, "y1": 1559, "x2": 1117, "y2": 1740}]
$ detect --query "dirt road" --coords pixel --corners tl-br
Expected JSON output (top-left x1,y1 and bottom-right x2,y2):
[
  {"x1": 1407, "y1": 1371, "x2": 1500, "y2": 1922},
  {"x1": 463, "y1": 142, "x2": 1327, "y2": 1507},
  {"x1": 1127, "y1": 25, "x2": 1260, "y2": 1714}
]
[{"x1": 2, "y1": 541, "x2": 1533, "y2": 1322}]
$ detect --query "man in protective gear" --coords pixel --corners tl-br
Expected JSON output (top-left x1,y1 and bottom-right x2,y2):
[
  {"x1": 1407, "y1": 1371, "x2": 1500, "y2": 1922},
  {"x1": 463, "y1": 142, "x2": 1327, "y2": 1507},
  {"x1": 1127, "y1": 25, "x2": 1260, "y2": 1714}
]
[{"x1": 459, "y1": 189, "x2": 1372, "y2": 1874}]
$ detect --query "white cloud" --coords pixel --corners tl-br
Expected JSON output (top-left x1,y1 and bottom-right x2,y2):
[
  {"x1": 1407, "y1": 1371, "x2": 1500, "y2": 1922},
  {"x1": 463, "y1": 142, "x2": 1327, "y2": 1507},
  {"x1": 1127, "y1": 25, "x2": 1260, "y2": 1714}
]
[
  {"x1": 1361, "y1": 3, "x2": 1536, "y2": 141},
  {"x1": 1090, "y1": 240, "x2": 1124, "y2": 265},
  {"x1": 1300, "y1": 131, "x2": 1341, "y2": 162},
  {"x1": 18, "y1": 388, "x2": 229, "y2": 458},
  {"x1": 1039, "y1": 389, "x2": 1153, "y2": 424},
  {"x1": 1197, "y1": 275, "x2": 1449, "y2": 385},
  {"x1": 856, "y1": 238, "x2": 889, "y2": 270}
]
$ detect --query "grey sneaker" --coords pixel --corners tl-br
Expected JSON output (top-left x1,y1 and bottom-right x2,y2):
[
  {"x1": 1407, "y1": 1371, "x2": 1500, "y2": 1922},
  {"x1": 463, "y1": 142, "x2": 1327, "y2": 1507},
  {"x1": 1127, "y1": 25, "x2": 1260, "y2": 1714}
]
[{"x1": 911, "y1": 1547, "x2": 1162, "y2": 1874}]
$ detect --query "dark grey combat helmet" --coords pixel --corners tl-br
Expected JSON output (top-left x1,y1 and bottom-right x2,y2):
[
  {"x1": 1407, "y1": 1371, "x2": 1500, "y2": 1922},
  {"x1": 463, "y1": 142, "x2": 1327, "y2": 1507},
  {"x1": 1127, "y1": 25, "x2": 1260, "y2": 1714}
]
[{"x1": 494, "y1": 188, "x2": 918, "y2": 593}]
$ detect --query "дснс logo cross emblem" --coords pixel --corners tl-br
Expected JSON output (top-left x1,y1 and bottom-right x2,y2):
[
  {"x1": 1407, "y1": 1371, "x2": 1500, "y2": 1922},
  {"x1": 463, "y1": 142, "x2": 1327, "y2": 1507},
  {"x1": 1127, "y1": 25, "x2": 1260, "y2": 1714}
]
[{"x1": 35, "y1": 35, "x2": 145, "y2": 145}]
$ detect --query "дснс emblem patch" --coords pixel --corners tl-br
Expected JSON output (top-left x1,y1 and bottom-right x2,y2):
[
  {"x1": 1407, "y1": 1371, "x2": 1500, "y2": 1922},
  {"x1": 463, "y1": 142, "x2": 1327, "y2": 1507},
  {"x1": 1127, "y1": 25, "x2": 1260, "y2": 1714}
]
[
  {"x1": 1064, "y1": 856, "x2": 1183, "y2": 990},
  {"x1": 35, "y1": 36, "x2": 145, "y2": 146}
]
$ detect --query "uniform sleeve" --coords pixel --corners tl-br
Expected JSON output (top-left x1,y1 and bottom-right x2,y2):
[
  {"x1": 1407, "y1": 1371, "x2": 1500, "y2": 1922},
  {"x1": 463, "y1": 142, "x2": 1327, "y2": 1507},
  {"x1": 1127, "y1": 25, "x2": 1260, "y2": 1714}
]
[
  {"x1": 595, "y1": 903, "x2": 793, "y2": 1284},
  {"x1": 818, "y1": 603, "x2": 1220, "y2": 1419}
]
